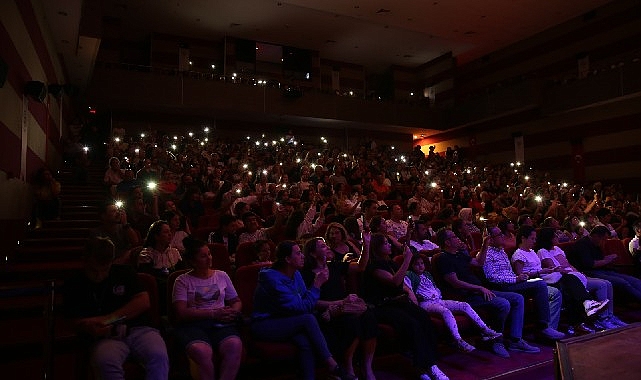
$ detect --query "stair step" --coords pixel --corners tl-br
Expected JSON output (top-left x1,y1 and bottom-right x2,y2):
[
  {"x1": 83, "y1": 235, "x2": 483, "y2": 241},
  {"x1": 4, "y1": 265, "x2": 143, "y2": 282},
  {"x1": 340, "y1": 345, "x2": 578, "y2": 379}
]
[
  {"x1": 12, "y1": 246, "x2": 85, "y2": 262},
  {"x1": 29, "y1": 228, "x2": 90, "y2": 239},
  {"x1": 0, "y1": 261, "x2": 83, "y2": 282},
  {"x1": 17, "y1": 237, "x2": 88, "y2": 247},
  {"x1": 42, "y1": 220, "x2": 100, "y2": 229}
]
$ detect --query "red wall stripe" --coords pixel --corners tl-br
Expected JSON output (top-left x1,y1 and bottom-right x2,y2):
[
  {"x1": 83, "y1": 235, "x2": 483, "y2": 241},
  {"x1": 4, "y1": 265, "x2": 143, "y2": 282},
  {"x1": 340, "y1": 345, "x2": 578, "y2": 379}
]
[{"x1": 14, "y1": 0, "x2": 59, "y2": 84}]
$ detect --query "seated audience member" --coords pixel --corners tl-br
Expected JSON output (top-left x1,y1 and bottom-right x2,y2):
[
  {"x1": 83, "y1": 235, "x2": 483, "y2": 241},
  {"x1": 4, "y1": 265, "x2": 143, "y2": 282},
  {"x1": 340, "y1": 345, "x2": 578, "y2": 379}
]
[
  {"x1": 408, "y1": 201, "x2": 422, "y2": 222},
  {"x1": 252, "y1": 239, "x2": 273, "y2": 264},
  {"x1": 458, "y1": 208, "x2": 480, "y2": 234},
  {"x1": 569, "y1": 226, "x2": 641, "y2": 303},
  {"x1": 139, "y1": 220, "x2": 183, "y2": 276},
  {"x1": 284, "y1": 203, "x2": 326, "y2": 241},
  {"x1": 172, "y1": 237, "x2": 243, "y2": 380},
  {"x1": 482, "y1": 226, "x2": 565, "y2": 340},
  {"x1": 628, "y1": 220, "x2": 641, "y2": 265},
  {"x1": 238, "y1": 211, "x2": 284, "y2": 245},
  {"x1": 564, "y1": 215, "x2": 589, "y2": 241},
  {"x1": 91, "y1": 201, "x2": 138, "y2": 265},
  {"x1": 497, "y1": 220, "x2": 517, "y2": 253},
  {"x1": 162, "y1": 211, "x2": 190, "y2": 254},
  {"x1": 362, "y1": 234, "x2": 448, "y2": 380},
  {"x1": 343, "y1": 216, "x2": 363, "y2": 250},
  {"x1": 434, "y1": 228, "x2": 537, "y2": 358},
  {"x1": 302, "y1": 235, "x2": 377, "y2": 380},
  {"x1": 179, "y1": 187, "x2": 205, "y2": 229},
  {"x1": 512, "y1": 226, "x2": 608, "y2": 335},
  {"x1": 357, "y1": 199, "x2": 380, "y2": 232},
  {"x1": 251, "y1": 241, "x2": 351, "y2": 380},
  {"x1": 385, "y1": 204, "x2": 409, "y2": 241},
  {"x1": 408, "y1": 217, "x2": 440, "y2": 255},
  {"x1": 63, "y1": 237, "x2": 169, "y2": 380},
  {"x1": 536, "y1": 227, "x2": 626, "y2": 331},
  {"x1": 104, "y1": 157, "x2": 124, "y2": 195},
  {"x1": 541, "y1": 217, "x2": 572, "y2": 243},
  {"x1": 31, "y1": 166, "x2": 61, "y2": 222},
  {"x1": 208, "y1": 214, "x2": 241, "y2": 255},
  {"x1": 452, "y1": 219, "x2": 477, "y2": 253},
  {"x1": 405, "y1": 254, "x2": 501, "y2": 353},
  {"x1": 325, "y1": 222, "x2": 361, "y2": 262},
  {"x1": 127, "y1": 189, "x2": 158, "y2": 241}
]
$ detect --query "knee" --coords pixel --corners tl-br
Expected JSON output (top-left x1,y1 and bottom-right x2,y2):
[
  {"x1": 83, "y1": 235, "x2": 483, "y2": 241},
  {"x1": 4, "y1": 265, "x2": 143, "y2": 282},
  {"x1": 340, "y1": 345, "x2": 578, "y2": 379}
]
[
  {"x1": 187, "y1": 343, "x2": 214, "y2": 364},
  {"x1": 220, "y1": 337, "x2": 243, "y2": 358}
]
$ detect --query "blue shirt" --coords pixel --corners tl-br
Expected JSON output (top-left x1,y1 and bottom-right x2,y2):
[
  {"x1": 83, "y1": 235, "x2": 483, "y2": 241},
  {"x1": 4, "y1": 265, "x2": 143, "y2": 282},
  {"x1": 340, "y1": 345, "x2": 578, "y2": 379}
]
[{"x1": 252, "y1": 268, "x2": 320, "y2": 319}]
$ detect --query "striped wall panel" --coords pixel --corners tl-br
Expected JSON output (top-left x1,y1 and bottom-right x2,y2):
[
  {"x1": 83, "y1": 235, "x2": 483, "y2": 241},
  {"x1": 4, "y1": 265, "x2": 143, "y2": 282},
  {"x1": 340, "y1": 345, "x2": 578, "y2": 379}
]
[{"x1": 0, "y1": 0, "x2": 66, "y2": 181}]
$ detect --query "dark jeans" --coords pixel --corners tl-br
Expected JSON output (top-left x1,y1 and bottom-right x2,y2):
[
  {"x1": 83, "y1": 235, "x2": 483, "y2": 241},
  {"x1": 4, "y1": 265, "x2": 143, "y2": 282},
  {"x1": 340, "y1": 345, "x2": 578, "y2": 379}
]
[
  {"x1": 553, "y1": 274, "x2": 591, "y2": 325},
  {"x1": 586, "y1": 269, "x2": 641, "y2": 302},
  {"x1": 371, "y1": 300, "x2": 437, "y2": 369},
  {"x1": 467, "y1": 290, "x2": 524, "y2": 340},
  {"x1": 492, "y1": 279, "x2": 551, "y2": 329},
  {"x1": 251, "y1": 314, "x2": 331, "y2": 380}
]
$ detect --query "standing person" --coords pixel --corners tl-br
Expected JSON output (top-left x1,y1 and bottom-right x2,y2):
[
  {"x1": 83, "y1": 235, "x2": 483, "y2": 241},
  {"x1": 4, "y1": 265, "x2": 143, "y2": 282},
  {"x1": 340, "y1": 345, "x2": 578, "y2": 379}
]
[
  {"x1": 91, "y1": 201, "x2": 138, "y2": 265},
  {"x1": 512, "y1": 226, "x2": 608, "y2": 334},
  {"x1": 405, "y1": 254, "x2": 502, "y2": 353},
  {"x1": 363, "y1": 234, "x2": 449, "y2": 380},
  {"x1": 482, "y1": 226, "x2": 565, "y2": 340},
  {"x1": 63, "y1": 237, "x2": 169, "y2": 380},
  {"x1": 172, "y1": 237, "x2": 243, "y2": 380},
  {"x1": 302, "y1": 235, "x2": 378, "y2": 380},
  {"x1": 251, "y1": 241, "x2": 351, "y2": 380}
]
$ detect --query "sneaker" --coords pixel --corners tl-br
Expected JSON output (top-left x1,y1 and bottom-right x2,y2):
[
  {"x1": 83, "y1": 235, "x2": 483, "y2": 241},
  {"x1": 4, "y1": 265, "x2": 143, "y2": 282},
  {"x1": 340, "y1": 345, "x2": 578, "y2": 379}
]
[
  {"x1": 583, "y1": 299, "x2": 609, "y2": 317},
  {"x1": 507, "y1": 339, "x2": 541, "y2": 353},
  {"x1": 456, "y1": 339, "x2": 476, "y2": 353},
  {"x1": 539, "y1": 327, "x2": 565, "y2": 340},
  {"x1": 429, "y1": 365, "x2": 450, "y2": 380},
  {"x1": 481, "y1": 328, "x2": 503, "y2": 341},
  {"x1": 329, "y1": 365, "x2": 357, "y2": 380},
  {"x1": 608, "y1": 315, "x2": 628, "y2": 327},
  {"x1": 491, "y1": 341, "x2": 510, "y2": 358},
  {"x1": 593, "y1": 317, "x2": 618, "y2": 331},
  {"x1": 568, "y1": 323, "x2": 595, "y2": 335}
]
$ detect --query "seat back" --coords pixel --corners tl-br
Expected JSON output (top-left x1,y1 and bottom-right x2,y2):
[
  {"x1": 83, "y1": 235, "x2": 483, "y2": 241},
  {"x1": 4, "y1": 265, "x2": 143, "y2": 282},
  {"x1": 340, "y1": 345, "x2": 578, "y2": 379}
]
[
  {"x1": 604, "y1": 238, "x2": 634, "y2": 267},
  {"x1": 207, "y1": 243, "x2": 232, "y2": 274},
  {"x1": 165, "y1": 269, "x2": 191, "y2": 324},
  {"x1": 234, "y1": 263, "x2": 272, "y2": 316},
  {"x1": 136, "y1": 272, "x2": 161, "y2": 328}
]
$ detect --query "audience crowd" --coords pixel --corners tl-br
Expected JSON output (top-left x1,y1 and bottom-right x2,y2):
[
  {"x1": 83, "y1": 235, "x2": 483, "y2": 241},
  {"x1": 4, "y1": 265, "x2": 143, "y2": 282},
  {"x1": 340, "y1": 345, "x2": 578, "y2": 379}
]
[{"x1": 60, "y1": 127, "x2": 641, "y2": 380}]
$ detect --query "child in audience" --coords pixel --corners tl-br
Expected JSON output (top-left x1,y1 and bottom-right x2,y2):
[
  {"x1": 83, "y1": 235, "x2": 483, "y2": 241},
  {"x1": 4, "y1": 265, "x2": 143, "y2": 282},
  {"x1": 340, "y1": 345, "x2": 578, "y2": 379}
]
[{"x1": 405, "y1": 254, "x2": 502, "y2": 352}]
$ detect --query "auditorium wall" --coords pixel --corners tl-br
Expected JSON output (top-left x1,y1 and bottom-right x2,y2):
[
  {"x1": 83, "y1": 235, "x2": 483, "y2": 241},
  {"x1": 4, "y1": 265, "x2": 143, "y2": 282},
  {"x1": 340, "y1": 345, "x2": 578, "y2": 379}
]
[{"x1": 0, "y1": 0, "x2": 67, "y2": 234}]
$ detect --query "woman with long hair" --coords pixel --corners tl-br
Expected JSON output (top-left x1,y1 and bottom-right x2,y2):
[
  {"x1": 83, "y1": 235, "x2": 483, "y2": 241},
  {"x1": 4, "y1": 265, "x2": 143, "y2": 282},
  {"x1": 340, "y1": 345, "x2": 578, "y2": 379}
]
[
  {"x1": 171, "y1": 237, "x2": 243, "y2": 380},
  {"x1": 251, "y1": 241, "x2": 351, "y2": 380},
  {"x1": 302, "y1": 235, "x2": 377, "y2": 380},
  {"x1": 363, "y1": 233, "x2": 448, "y2": 380},
  {"x1": 162, "y1": 211, "x2": 190, "y2": 254},
  {"x1": 140, "y1": 220, "x2": 182, "y2": 275},
  {"x1": 325, "y1": 222, "x2": 361, "y2": 262}
]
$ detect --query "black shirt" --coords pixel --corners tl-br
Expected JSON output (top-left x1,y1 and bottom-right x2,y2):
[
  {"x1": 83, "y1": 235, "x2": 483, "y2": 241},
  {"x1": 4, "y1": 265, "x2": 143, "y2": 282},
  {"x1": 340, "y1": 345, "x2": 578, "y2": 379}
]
[
  {"x1": 435, "y1": 250, "x2": 484, "y2": 297},
  {"x1": 63, "y1": 264, "x2": 149, "y2": 328}
]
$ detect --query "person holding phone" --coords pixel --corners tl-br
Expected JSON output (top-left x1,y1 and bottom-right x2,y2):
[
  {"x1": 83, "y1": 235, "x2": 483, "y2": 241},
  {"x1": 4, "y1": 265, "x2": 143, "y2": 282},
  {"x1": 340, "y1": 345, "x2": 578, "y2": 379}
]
[{"x1": 63, "y1": 237, "x2": 169, "y2": 380}]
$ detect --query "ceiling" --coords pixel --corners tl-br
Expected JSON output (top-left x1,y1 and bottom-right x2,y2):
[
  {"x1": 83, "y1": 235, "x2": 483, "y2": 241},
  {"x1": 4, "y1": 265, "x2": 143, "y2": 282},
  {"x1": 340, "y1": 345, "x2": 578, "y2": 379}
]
[{"x1": 39, "y1": 0, "x2": 616, "y2": 136}]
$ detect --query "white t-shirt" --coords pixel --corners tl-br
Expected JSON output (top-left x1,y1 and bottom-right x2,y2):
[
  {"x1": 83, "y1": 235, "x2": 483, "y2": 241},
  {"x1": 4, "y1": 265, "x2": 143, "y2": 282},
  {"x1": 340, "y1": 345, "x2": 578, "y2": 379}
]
[
  {"x1": 512, "y1": 248, "x2": 562, "y2": 284},
  {"x1": 537, "y1": 246, "x2": 588, "y2": 288},
  {"x1": 173, "y1": 270, "x2": 238, "y2": 310}
]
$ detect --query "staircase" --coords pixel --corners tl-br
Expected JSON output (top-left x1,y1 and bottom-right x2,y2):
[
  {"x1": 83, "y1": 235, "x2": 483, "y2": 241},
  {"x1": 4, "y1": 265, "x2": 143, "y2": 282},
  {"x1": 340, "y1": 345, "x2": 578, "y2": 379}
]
[{"x1": 0, "y1": 161, "x2": 107, "y2": 380}]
